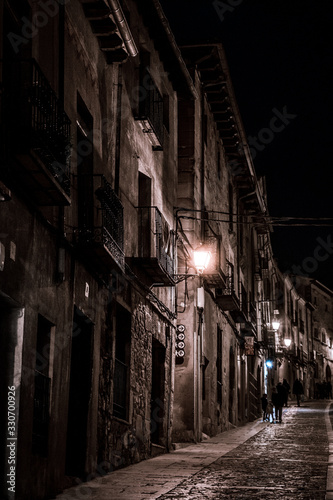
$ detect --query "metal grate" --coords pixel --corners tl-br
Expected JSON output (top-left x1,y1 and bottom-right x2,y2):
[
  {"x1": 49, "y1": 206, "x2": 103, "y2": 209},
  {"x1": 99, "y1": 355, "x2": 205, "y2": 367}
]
[
  {"x1": 95, "y1": 176, "x2": 125, "y2": 269},
  {"x1": 138, "y1": 69, "x2": 164, "y2": 147},
  {"x1": 137, "y1": 206, "x2": 175, "y2": 276},
  {"x1": 6, "y1": 59, "x2": 71, "y2": 195}
]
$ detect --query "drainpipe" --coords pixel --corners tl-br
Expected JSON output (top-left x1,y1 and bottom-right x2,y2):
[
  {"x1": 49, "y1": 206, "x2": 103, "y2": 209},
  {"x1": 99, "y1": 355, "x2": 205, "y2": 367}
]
[
  {"x1": 107, "y1": 0, "x2": 138, "y2": 58},
  {"x1": 114, "y1": 65, "x2": 122, "y2": 195},
  {"x1": 200, "y1": 86, "x2": 205, "y2": 241}
]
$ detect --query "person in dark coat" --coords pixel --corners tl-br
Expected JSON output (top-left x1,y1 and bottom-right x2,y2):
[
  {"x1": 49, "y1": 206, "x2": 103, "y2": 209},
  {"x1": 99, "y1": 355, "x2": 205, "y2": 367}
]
[
  {"x1": 293, "y1": 378, "x2": 304, "y2": 406},
  {"x1": 261, "y1": 393, "x2": 268, "y2": 421},
  {"x1": 271, "y1": 387, "x2": 279, "y2": 423},
  {"x1": 282, "y1": 378, "x2": 290, "y2": 407},
  {"x1": 276, "y1": 382, "x2": 286, "y2": 422}
]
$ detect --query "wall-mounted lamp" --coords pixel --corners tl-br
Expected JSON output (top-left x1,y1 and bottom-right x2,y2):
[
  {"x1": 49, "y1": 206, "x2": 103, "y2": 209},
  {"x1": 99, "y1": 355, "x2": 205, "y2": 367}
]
[
  {"x1": 173, "y1": 244, "x2": 211, "y2": 283},
  {"x1": 192, "y1": 245, "x2": 211, "y2": 274},
  {"x1": 284, "y1": 338, "x2": 291, "y2": 348}
]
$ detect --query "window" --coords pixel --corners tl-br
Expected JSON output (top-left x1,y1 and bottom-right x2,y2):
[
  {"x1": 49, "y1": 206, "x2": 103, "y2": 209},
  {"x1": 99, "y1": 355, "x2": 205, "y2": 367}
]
[
  {"x1": 136, "y1": 54, "x2": 164, "y2": 149},
  {"x1": 113, "y1": 305, "x2": 131, "y2": 420},
  {"x1": 322, "y1": 329, "x2": 327, "y2": 344},
  {"x1": 32, "y1": 315, "x2": 54, "y2": 456}
]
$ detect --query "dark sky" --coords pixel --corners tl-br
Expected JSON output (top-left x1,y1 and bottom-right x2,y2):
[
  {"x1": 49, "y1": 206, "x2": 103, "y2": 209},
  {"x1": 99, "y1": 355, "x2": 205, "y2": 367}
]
[{"x1": 160, "y1": 0, "x2": 333, "y2": 289}]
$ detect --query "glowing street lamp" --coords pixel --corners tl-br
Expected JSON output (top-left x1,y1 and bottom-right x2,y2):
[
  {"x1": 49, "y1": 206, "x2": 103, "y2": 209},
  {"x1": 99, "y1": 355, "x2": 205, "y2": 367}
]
[
  {"x1": 284, "y1": 338, "x2": 291, "y2": 348},
  {"x1": 193, "y1": 245, "x2": 211, "y2": 274}
]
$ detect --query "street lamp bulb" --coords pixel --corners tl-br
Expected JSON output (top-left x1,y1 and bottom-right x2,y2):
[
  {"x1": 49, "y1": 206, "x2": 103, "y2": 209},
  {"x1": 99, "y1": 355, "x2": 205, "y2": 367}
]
[
  {"x1": 272, "y1": 320, "x2": 280, "y2": 331},
  {"x1": 193, "y1": 246, "x2": 211, "y2": 274},
  {"x1": 284, "y1": 338, "x2": 291, "y2": 347}
]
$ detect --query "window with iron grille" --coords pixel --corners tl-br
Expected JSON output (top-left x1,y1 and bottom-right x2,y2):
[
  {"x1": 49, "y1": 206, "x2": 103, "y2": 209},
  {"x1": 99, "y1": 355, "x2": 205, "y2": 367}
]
[{"x1": 138, "y1": 67, "x2": 164, "y2": 147}]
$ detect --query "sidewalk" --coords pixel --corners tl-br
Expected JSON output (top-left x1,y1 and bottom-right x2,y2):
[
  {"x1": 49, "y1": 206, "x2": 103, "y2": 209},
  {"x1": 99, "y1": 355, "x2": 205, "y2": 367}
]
[{"x1": 55, "y1": 401, "x2": 332, "y2": 500}]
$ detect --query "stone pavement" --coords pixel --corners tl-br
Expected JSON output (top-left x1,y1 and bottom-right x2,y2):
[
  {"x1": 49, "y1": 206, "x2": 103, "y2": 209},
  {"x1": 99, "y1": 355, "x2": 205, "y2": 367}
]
[{"x1": 55, "y1": 401, "x2": 333, "y2": 500}]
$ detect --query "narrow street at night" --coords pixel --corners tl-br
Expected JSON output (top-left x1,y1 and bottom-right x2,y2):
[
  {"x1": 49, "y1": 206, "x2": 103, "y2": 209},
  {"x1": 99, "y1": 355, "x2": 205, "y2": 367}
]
[{"x1": 56, "y1": 401, "x2": 333, "y2": 500}]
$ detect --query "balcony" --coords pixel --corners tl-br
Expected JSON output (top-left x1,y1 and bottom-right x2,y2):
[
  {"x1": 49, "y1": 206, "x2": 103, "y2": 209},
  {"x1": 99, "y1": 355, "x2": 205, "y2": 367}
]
[
  {"x1": 215, "y1": 287, "x2": 240, "y2": 311},
  {"x1": 201, "y1": 238, "x2": 226, "y2": 288},
  {"x1": 134, "y1": 206, "x2": 175, "y2": 286},
  {"x1": 77, "y1": 176, "x2": 125, "y2": 272},
  {"x1": 215, "y1": 265, "x2": 239, "y2": 310},
  {"x1": 230, "y1": 283, "x2": 248, "y2": 323},
  {"x1": 2, "y1": 59, "x2": 71, "y2": 205}
]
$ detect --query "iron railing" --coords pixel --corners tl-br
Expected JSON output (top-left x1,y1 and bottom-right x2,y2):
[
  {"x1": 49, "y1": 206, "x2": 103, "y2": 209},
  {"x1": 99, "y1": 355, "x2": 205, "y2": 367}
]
[
  {"x1": 78, "y1": 175, "x2": 125, "y2": 270},
  {"x1": 5, "y1": 59, "x2": 71, "y2": 195},
  {"x1": 218, "y1": 262, "x2": 235, "y2": 294},
  {"x1": 137, "y1": 206, "x2": 175, "y2": 277}
]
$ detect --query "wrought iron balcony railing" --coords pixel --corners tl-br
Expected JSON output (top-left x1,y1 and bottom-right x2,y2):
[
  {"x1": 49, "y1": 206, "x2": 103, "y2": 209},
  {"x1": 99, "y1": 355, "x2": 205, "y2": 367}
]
[
  {"x1": 135, "y1": 206, "x2": 175, "y2": 285},
  {"x1": 215, "y1": 263, "x2": 240, "y2": 311},
  {"x1": 77, "y1": 175, "x2": 125, "y2": 272},
  {"x1": 3, "y1": 59, "x2": 71, "y2": 205}
]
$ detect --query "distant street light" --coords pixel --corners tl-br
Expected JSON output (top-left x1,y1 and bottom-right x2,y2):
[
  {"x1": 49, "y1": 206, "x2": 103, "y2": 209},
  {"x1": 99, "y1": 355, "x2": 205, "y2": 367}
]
[{"x1": 284, "y1": 338, "x2": 291, "y2": 347}]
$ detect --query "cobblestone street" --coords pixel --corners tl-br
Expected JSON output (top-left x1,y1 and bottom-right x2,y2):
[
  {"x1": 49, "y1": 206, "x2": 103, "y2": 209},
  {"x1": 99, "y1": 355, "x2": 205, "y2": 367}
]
[
  {"x1": 56, "y1": 401, "x2": 332, "y2": 500},
  {"x1": 159, "y1": 402, "x2": 329, "y2": 499}
]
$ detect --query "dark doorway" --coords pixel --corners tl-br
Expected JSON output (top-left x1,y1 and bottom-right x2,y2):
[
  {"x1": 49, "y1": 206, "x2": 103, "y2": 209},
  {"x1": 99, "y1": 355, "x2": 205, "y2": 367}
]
[
  {"x1": 65, "y1": 307, "x2": 93, "y2": 478},
  {"x1": 150, "y1": 338, "x2": 165, "y2": 446},
  {"x1": 229, "y1": 346, "x2": 235, "y2": 423}
]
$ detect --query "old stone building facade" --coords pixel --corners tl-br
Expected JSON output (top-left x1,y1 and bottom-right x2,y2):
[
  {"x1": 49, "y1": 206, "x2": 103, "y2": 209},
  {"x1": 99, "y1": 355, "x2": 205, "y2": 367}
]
[{"x1": 0, "y1": 1, "x2": 333, "y2": 500}]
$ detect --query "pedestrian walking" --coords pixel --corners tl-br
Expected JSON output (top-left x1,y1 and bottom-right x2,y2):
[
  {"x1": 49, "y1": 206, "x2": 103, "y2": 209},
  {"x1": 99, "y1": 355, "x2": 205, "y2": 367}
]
[
  {"x1": 271, "y1": 387, "x2": 279, "y2": 423},
  {"x1": 282, "y1": 378, "x2": 290, "y2": 406},
  {"x1": 266, "y1": 399, "x2": 274, "y2": 423},
  {"x1": 261, "y1": 393, "x2": 268, "y2": 421},
  {"x1": 276, "y1": 382, "x2": 285, "y2": 422},
  {"x1": 293, "y1": 378, "x2": 304, "y2": 406}
]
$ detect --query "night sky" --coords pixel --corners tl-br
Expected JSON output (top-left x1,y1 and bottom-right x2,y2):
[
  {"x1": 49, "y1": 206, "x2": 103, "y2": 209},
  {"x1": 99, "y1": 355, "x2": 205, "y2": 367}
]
[{"x1": 160, "y1": 0, "x2": 333, "y2": 289}]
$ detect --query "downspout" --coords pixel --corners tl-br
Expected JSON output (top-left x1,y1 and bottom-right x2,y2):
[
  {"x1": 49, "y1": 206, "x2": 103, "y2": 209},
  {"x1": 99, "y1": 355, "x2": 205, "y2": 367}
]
[
  {"x1": 114, "y1": 65, "x2": 122, "y2": 196},
  {"x1": 59, "y1": 9, "x2": 65, "y2": 234},
  {"x1": 200, "y1": 85, "x2": 205, "y2": 242},
  {"x1": 107, "y1": 0, "x2": 138, "y2": 58}
]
